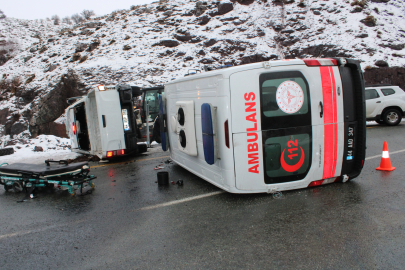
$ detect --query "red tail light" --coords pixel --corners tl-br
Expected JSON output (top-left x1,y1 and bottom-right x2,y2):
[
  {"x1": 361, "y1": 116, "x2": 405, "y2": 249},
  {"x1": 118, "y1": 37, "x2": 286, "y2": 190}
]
[
  {"x1": 308, "y1": 180, "x2": 324, "y2": 187},
  {"x1": 72, "y1": 123, "x2": 76, "y2": 135},
  {"x1": 121, "y1": 149, "x2": 125, "y2": 155},
  {"x1": 303, "y1": 58, "x2": 338, "y2": 66},
  {"x1": 106, "y1": 151, "x2": 113, "y2": 158},
  {"x1": 224, "y1": 120, "x2": 229, "y2": 148}
]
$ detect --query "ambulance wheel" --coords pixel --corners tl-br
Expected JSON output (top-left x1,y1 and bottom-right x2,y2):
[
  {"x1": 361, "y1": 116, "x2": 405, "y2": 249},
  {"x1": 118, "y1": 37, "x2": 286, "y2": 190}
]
[
  {"x1": 4, "y1": 185, "x2": 10, "y2": 192},
  {"x1": 382, "y1": 109, "x2": 401, "y2": 126},
  {"x1": 12, "y1": 181, "x2": 24, "y2": 193}
]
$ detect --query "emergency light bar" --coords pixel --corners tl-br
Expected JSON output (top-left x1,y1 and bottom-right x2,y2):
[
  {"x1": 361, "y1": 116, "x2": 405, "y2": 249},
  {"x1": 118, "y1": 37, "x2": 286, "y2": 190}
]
[{"x1": 98, "y1": 85, "x2": 106, "y2": 91}]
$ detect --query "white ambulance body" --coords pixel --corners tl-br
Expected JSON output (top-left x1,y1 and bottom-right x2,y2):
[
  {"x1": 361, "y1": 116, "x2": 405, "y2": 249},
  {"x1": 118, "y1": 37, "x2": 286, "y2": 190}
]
[
  {"x1": 66, "y1": 85, "x2": 141, "y2": 159},
  {"x1": 162, "y1": 58, "x2": 366, "y2": 193}
]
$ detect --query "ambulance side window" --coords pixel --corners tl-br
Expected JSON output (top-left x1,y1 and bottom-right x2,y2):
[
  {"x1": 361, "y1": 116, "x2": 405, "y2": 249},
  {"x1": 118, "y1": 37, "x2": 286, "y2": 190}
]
[{"x1": 260, "y1": 71, "x2": 311, "y2": 130}]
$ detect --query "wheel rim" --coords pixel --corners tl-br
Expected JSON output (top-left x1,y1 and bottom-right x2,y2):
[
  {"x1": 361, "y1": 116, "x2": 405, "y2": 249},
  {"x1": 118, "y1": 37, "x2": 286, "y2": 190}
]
[{"x1": 386, "y1": 112, "x2": 399, "y2": 124}]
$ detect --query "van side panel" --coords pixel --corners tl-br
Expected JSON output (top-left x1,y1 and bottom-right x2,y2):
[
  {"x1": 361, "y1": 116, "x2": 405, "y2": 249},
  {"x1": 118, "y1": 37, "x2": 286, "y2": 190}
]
[{"x1": 166, "y1": 75, "x2": 235, "y2": 191}]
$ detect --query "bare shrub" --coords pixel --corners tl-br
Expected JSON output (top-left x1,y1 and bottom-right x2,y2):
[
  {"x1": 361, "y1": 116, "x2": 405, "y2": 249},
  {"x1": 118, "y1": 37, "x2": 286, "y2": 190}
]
[
  {"x1": 79, "y1": 55, "x2": 88, "y2": 63},
  {"x1": 0, "y1": 10, "x2": 6, "y2": 20},
  {"x1": 0, "y1": 76, "x2": 22, "y2": 95},
  {"x1": 351, "y1": 0, "x2": 368, "y2": 7},
  {"x1": 81, "y1": 10, "x2": 95, "y2": 20},
  {"x1": 51, "y1": 15, "x2": 60, "y2": 25},
  {"x1": 71, "y1": 14, "x2": 84, "y2": 24},
  {"x1": 62, "y1": 17, "x2": 72, "y2": 24}
]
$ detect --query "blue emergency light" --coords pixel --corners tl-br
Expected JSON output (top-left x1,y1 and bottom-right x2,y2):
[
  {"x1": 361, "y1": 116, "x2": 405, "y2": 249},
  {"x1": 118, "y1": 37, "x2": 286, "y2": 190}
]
[{"x1": 201, "y1": 103, "x2": 216, "y2": 165}]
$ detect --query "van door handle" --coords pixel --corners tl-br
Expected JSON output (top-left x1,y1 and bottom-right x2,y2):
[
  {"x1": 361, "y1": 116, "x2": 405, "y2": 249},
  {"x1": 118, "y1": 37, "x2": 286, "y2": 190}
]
[
  {"x1": 319, "y1": 101, "x2": 323, "y2": 118},
  {"x1": 376, "y1": 101, "x2": 381, "y2": 103}
]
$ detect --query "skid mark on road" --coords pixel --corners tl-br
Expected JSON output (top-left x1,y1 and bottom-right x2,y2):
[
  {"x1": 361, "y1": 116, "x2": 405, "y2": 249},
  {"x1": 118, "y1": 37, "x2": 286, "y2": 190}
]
[{"x1": 133, "y1": 191, "x2": 224, "y2": 212}]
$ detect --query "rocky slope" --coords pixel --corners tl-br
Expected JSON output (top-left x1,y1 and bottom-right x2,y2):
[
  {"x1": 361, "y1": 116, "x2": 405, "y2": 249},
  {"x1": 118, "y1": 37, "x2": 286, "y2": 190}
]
[{"x1": 0, "y1": 0, "x2": 404, "y2": 143}]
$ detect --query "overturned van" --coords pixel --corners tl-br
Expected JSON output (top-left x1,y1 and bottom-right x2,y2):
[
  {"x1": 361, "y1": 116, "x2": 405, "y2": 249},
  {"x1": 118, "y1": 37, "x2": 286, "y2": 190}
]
[
  {"x1": 65, "y1": 84, "x2": 144, "y2": 159},
  {"x1": 161, "y1": 58, "x2": 366, "y2": 193}
]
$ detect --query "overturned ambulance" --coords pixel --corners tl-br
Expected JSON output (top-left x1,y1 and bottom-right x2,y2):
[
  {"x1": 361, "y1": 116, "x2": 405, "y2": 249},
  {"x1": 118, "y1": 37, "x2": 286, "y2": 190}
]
[
  {"x1": 65, "y1": 84, "x2": 145, "y2": 159},
  {"x1": 160, "y1": 58, "x2": 366, "y2": 193}
]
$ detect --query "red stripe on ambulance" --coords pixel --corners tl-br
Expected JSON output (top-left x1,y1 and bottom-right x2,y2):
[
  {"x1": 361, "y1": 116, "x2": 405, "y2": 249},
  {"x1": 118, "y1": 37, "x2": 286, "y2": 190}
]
[
  {"x1": 320, "y1": 67, "x2": 338, "y2": 179},
  {"x1": 244, "y1": 92, "x2": 259, "y2": 174}
]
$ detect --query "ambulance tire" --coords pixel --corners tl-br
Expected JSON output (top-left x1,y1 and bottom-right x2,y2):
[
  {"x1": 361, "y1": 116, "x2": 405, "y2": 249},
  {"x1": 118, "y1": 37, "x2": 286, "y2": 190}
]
[
  {"x1": 0, "y1": 147, "x2": 14, "y2": 156},
  {"x1": 382, "y1": 108, "x2": 401, "y2": 126}
]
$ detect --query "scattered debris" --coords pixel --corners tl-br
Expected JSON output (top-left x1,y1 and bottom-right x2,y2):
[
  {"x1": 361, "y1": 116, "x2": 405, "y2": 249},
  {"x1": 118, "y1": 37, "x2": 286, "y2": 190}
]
[
  {"x1": 33, "y1": 146, "x2": 44, "y2": 152},
  {"x1": 176, "y1": 180, "x2": 184, "y2": 186}
]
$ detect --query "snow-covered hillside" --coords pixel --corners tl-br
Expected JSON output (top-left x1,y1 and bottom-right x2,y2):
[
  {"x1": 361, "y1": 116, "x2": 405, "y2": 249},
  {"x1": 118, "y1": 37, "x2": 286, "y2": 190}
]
[{"x1": 1, "y1": 0, "x2": 405, "y2": 142}]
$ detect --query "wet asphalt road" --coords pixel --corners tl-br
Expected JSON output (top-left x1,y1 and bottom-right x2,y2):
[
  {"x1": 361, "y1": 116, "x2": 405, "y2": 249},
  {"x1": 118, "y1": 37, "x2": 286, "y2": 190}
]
[{"x1": 1, "y1": 122, "x2": 405, "y2": 269}]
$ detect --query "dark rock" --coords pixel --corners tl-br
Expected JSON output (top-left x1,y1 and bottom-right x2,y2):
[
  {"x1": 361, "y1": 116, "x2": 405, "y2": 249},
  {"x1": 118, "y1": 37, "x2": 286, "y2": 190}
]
[
  {"x1": 364, "y1": 67, "x2": 405, "y2": 91},
  {"x1": 29, "y1": 47, "x2": 38, "y2": 53},
  {"x1": 175, "y1": 52, "x2": 186, "y2": 57},
  {"x1": 199, "y1": 58, "x2": 215, "y2": 64},
  {"x1": 29, "y1": 70, "x2": 85, "y2": 137},
  {"x1": 48, "y1": 53, "x2": 58, "y2": 58},
  {"x1": 231, "y1": 0, "x2": 255, "y2": 5},
  {"x1": 195, "y1": 1, "x2": 208, "y2": 16},
  {"x1": 379, "y1": 43, "x2": 405, "y2": 50},
  {"x1": 204, "y1": 39, "x2": 217, "y2": 47},
  {"x1": 218, "y1": 2, "x2": 234, "y2": 15},
  {"x1": 350, "y1": 6, "x2": 363, "y2": 13},
  {"x1": 355, "y1": 33, "x2": 369, "y2": 38},
  {"x1": 375, "y1": 60, "x2": 388, "y2": 67},
  {"x1": 240, "y1": 54, "x2": 273, "y2": 65},
  {"x1": 190, "y1": 37, "x2": 202, "y2": 43},
  {"x1": 34, "y1": 146, "x2": 43, "y2": 152},
  {"x1": 286, "y1": 45, "x2": 353, "y2": 59},
  {"x1": 273, "y1": 24, "x2": 283, "y2": 31},
  {"x1": 47, "y1": 38, "x2": 55, "y2": 43},
  {"x1": 152, "y1": 40, "x2": 180, "y2": 47},
  {"x1": 360, "y1": 16, "x2": 377, "y2": 27},
  {"x1": 197, "y1": 50, "x2": 206, "y2": 56},
  {"x1": 75, "y1": 43, "x2": 88, "y2": 53},
  {"x1": 198, "y1": 15, "x2": 211, "y2": 25},
  {"x1": 174, "y1": 34, "x2": 194, "y2": 42},
  {"x1": 87, "y1": 40, "x2": 100, "y2": 52},
  {"x1": 370, "y1": 0, "x2": 389, "y2": 2},
  {"x1": 184, "y1": 56, "x2": 194, "y2": 61},
  {"x1": 45, "y1": 64, "x2": 59, "y2": 72},
  {"x1": 24, "y1": 55, "x2": 33, "y2": 62},
  {"x1": 313, "y1": 10, "x2": 321, "y2": 15},
  {"x1": 281, "y1": 29, "x2": 295, "y2": 34},
  {"x1": 10, "y1": 122, "x2": 26, "y2": 136}
]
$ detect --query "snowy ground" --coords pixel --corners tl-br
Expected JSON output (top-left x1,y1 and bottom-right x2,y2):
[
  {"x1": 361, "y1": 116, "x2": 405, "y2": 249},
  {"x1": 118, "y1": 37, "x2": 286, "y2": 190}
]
[{"x1": 0, "y1": 135, "x2": 80, "y2": 165}]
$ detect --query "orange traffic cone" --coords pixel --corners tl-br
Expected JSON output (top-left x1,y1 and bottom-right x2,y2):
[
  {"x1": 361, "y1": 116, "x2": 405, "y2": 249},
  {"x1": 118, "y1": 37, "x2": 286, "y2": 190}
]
[{"x1": 376, "y1": 141, "x2": 396, "y2": 171}]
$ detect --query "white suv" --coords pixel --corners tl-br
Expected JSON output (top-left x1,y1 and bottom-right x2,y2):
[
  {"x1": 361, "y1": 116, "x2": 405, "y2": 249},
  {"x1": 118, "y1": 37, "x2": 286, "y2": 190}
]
[{"x1": 365, "y1": 85, "x2": 405, "y2": 125}]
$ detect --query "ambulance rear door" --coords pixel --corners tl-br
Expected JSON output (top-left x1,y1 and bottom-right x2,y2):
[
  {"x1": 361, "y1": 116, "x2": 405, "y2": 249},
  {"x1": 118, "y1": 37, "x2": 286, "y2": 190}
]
[
  {"x1": 95, "y1": 90, "x2": 126, "y2": 152},
  {"x1": 230, "y1": 63, "x2": 343, "y2": 191}
]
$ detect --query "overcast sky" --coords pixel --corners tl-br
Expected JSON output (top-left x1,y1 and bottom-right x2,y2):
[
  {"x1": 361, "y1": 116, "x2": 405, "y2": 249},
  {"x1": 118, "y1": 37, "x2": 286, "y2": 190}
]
[{"x1": 2, "y1": 0, "x2": 156, "y2": 20}]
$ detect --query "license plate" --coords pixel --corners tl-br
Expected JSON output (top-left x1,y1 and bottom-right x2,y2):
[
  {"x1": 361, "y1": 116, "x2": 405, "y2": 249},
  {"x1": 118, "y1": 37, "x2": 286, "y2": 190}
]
[
  {"x1": 122, "y1": 109, "x2": 130, "y2": 131},
  {"x1": 346, "y1": 124, "x2": 355, "y2": 161}
]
